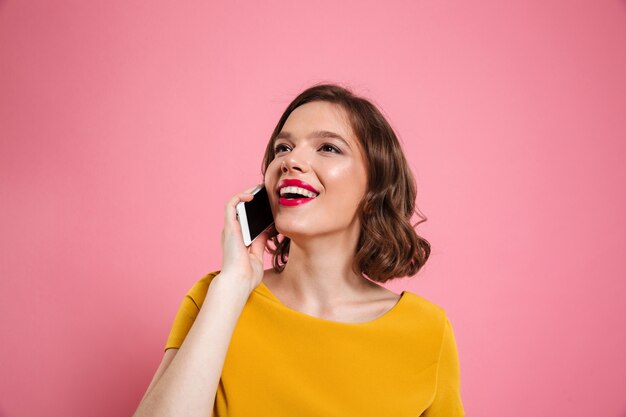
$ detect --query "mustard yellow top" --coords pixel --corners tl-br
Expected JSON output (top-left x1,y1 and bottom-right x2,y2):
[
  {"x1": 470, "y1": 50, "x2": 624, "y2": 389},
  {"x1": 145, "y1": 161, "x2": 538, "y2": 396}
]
[{"x1": 165, "y1": 271, "x2": 465, "y2": 417}]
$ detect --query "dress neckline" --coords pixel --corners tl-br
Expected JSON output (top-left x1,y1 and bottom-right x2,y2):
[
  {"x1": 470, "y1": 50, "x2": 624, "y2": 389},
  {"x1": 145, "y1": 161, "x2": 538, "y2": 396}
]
[{"x1": 254, "y1": 280, "x2": 407, "y2": 326}]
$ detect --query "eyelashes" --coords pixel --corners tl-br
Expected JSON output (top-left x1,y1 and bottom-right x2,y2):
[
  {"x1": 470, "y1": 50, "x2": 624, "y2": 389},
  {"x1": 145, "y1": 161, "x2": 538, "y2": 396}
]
[
  {"x1": 320, "y1": 144, "x2": 340, "y2": 153},
  {"x1": 274, "y1": 144, "x2": 289, "y2": 153},
  {"x1": 274, "y1": 143, "x2": 341, "y2": 154}
]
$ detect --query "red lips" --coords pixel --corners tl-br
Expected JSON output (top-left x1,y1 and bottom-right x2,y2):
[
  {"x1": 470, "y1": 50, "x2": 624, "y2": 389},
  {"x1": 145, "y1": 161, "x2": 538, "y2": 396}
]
[
  {"x1": 276, "y1": 178, "x2": 319, "y2": 207},
  {"x1": 276, "y1": 178, "x2": 319, "y2": 195}
]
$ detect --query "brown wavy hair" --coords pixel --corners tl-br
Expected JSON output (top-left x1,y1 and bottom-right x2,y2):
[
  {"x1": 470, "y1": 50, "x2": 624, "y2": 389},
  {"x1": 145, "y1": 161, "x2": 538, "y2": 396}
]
[{"x1": 261, "y1": 83, "x2": 430, "y2": 283}]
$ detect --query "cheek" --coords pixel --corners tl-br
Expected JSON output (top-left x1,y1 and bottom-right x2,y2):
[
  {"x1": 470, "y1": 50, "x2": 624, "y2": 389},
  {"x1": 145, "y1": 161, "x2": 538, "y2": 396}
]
[
  {"x1": 325, "y1": 164, "x2": 367, "y2": 198},
  {"x1": 264, "y1": 161, "x2": 281, "y2": 205},
  {"x1": 264, "y1": 160, "x2": 279, "y2": 185},
  {"x1": 264, "y1": 177, "x2": 275, "y2": 205}
]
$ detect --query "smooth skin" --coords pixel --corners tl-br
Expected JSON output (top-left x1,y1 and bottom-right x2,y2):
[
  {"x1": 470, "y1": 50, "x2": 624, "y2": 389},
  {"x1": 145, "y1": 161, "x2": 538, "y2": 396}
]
[{"x1": 134, "y1": 101, "x2": 399, "y2": 416}]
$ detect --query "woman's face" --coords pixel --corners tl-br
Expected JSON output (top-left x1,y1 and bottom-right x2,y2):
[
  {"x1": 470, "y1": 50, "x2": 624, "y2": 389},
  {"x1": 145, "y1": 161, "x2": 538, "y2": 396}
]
[{"x1": 264, "y1": 101, "x2": 368, "y2": 242}]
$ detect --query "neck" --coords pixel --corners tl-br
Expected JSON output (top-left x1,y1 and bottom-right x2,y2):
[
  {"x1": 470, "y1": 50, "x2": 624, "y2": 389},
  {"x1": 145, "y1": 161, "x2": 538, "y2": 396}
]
[{"x1": 277, "y1": 227, "x2": 378, "y2": 307}]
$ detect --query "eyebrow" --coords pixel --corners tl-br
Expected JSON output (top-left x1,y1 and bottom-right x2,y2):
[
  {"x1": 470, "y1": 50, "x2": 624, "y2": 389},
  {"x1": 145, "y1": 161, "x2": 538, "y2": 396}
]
[{"x1": 275, "y1": 130, "x2": 352, "y2": 149}]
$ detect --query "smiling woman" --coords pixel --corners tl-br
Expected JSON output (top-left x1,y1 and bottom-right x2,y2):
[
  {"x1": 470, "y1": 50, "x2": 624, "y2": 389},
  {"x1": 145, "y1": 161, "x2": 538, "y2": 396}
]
[
  {"x1": 261, "y1": 87, "x2": 430, "y2": 283},
  {"x1": 133, "y1": 84, "x2": 465, "y2": 417},
  {"x1": 264, "y1": 100, "x2": 371, "y2": 248}
]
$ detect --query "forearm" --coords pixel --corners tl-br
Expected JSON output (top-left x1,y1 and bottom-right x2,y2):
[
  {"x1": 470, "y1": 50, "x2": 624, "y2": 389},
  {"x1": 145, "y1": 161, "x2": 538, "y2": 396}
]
[{"x1": 133, "y1": 273, "x2": 251, "y2": 417}]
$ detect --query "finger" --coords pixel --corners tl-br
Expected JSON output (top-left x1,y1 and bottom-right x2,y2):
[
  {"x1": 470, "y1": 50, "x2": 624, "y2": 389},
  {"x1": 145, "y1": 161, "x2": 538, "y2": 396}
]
[
  {"x1": 224, "y1": 193, "x2": 252, "y2": 229},
  {"x1": 249, "y1": 230, "x2": 269, "y2": 259}
]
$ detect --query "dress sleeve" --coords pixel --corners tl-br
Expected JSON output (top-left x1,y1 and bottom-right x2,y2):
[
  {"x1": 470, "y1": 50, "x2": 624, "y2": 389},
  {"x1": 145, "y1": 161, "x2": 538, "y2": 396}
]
[
  {"x1": 422, "y1": 317, "x2": 465, "y2": 416},
  {"x1": 163, "y1": 271, "x2": 219, "y2": 352}
]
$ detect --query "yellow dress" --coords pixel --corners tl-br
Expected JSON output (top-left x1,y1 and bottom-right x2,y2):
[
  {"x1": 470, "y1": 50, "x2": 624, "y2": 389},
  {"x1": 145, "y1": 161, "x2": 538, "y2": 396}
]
[{"x1": 165, "y1": 271, "x2": 465, "y2": 417}]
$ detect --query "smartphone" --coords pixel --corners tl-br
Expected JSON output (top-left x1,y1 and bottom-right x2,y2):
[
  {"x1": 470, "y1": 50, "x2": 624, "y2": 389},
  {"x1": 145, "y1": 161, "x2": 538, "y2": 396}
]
[{"x1": 236, "y1": 185, "x2": 275, "y2": 246}]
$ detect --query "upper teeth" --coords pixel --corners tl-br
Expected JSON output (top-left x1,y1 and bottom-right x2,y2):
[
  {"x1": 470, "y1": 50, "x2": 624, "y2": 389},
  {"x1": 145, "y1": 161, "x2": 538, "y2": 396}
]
[{"x1": 280, "y1": 186, "x2": 318, "y2": 198}]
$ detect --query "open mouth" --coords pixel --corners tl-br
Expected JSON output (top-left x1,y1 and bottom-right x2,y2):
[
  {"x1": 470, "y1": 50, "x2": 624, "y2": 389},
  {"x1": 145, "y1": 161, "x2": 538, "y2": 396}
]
[
  {"x1": 279, "y1": 186, "x2": 319, "y2": 200},
  {"x1": 275, "y1": 179, "x2": 320, "y2": 206}
]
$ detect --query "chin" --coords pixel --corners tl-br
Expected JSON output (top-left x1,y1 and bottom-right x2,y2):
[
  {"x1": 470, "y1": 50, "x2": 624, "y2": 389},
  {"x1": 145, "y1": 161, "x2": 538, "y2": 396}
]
[{"x1": 274, "y1": 221, "x2": 315, "y2": 241}]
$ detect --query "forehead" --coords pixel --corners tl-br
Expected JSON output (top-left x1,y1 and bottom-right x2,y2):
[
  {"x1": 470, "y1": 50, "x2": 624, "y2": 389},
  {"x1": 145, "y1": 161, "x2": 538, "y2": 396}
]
[{"x1": 279, "y1": 101, "x2": 357, "y2": 145}]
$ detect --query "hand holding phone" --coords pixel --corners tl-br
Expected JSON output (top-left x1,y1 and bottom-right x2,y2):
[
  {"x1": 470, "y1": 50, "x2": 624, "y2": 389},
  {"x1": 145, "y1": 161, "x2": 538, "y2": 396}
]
[
  {"x1": 236, "y1": 185, "x2": 275, "y2": 247},
  {"x1": 218, "y1": 186, "x2": 273, "y2": 293}
]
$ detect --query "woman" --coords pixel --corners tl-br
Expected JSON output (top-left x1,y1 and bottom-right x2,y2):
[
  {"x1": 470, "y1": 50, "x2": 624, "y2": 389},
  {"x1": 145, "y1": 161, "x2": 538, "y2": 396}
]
[{"x1": 133, "y1": 84, "x2": 465, "y2": 417}]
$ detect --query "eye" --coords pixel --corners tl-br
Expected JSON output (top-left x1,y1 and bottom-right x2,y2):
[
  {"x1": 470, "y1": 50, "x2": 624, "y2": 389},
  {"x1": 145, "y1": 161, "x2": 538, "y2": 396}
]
[
  {"x1": 274, "y1": 143, "x2": 290, "y2": 154},
  {"x1": 320, "y1": 144, "x2": 341, "y2": 154}
]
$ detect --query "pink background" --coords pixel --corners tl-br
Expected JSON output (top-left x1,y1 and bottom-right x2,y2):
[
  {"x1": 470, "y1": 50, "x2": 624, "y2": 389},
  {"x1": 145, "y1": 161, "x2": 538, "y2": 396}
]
[{"x1": 1, "y1": 1, "x2": 625, "y2": 416}]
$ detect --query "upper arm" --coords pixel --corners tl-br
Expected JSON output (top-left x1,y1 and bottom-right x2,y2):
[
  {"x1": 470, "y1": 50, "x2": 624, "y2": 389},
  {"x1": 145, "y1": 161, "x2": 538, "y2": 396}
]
[
  {"x1": 164, "y1": 272, "x2": 219, "y2": 351},
  {"x1": 139, "y1": 348, "x2": 179, "y2": 404}
]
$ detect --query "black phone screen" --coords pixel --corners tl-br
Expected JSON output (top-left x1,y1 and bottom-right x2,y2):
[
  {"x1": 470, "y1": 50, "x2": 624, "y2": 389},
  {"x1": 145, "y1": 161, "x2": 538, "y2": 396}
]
[{"x1": 245, "y1": 186, "x2": 274, "y2": 240}]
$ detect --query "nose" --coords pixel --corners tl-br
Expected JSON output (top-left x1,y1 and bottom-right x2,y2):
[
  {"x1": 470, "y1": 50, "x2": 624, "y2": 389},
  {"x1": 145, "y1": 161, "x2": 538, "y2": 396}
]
[{"x1": 281, "y1": 150, "x2": 309, "y2": 174}]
